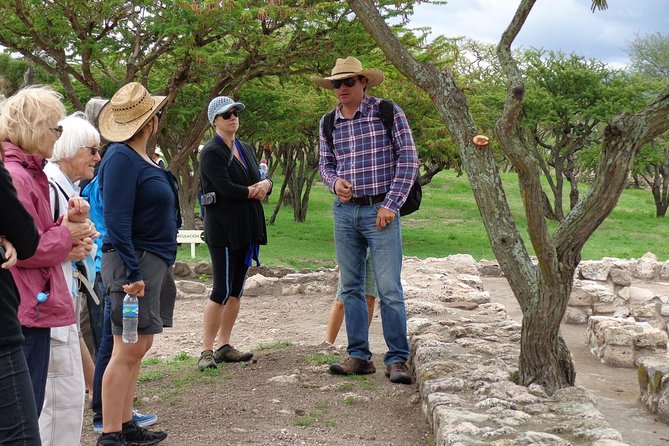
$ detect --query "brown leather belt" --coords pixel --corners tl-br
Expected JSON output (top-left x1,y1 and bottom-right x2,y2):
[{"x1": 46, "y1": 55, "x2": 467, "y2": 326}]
[{"x1": 350, "y1": 193, "x2": 386, "y2": 206}]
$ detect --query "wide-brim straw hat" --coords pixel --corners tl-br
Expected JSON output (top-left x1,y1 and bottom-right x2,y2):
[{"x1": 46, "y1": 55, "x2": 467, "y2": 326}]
[
  {"x1": 311, "y1": 56, "x2": 384, "y2": 89},
  {"x1": 99, "y1": 82, "x2": 167, "y2": 142}
]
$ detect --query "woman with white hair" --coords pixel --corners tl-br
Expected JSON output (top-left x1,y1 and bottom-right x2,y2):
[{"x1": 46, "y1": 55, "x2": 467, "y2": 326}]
[
  {"x1": 40, "y1": 112, "x2": 101, "y2": 446},
  {"x1": 0, "y1": 86, "x2": 96, "y2": 418}
]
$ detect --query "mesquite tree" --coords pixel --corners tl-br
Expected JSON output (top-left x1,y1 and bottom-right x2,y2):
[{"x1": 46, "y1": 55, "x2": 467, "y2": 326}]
[{"x1": 350, "y1": 0, "x2": 669, "y2": 394}]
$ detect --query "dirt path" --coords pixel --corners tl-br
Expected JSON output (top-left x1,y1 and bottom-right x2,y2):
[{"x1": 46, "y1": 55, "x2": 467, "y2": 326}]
[{"x1": 81, "y1": 284, "x2": 432, "y2": 445}]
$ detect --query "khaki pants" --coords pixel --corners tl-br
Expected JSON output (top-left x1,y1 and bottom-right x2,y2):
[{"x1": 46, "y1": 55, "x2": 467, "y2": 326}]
[{"x1": 39, "y1": 324, "x2": 85, "y2": 446}]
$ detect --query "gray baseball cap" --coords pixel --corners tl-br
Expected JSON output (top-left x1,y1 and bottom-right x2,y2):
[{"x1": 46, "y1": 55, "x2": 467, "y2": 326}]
[{"x1": 207, "y1": 96, "x2": 245, "y2": 125}]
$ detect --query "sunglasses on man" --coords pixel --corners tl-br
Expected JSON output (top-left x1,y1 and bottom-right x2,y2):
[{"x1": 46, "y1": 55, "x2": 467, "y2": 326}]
[
  {"x1": 331, "y1": 77, "x2": 359, "y2": 89},
  {"x1": 218, "y1": 109, "x2": 240, "y2": 120}
]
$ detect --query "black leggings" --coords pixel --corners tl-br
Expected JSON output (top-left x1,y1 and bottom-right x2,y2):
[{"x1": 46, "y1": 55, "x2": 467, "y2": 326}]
[{"x1": 209, "y1": 245, "x2": 249, "y2": 305}]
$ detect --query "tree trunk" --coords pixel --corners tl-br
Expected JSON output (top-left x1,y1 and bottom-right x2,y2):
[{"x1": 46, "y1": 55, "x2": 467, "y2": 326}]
[{"x1": 518, "y1": 268, "x2": 576, "y2": 393}]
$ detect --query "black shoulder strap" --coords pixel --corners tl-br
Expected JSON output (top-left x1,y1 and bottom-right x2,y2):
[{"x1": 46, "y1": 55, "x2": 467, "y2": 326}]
[
  {"x1": 322, "y1": 109, "x2": 337, "y2": 149},
  {"x1": 378, "y1": 99, "x2": 395, "y2": 143},
  {"x1": 323, "y1": 100, "x2": 395, "y2": 150}
]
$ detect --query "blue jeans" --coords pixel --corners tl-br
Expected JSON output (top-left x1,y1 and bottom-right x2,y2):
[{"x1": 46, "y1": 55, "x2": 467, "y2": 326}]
[
  {"x1": 0, "y1": 344, "x2": 41, "y2": 445},
  {"x1": 91, "y1": 286, "x2": 112, "y2": 424},
  {"x1": 20, "y1": 327, "x2": 50, "y2": 416},
  {"x1": 333, "y1": 200, "x2": 409, "y2": 365}
]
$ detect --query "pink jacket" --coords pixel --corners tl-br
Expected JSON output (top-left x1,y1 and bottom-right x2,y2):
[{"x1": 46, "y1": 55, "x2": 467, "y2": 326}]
[{"x1": 2, "y1": 142, "x2": 75, "y2": 328}]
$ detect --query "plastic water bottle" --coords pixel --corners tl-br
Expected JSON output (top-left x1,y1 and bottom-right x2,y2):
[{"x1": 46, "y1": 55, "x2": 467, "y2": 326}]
[
  {"x1": 122, "y1": 294, "x2": 139, "y2": 344},
  {"x1": 259, "y1": 159, "x2": 268, "y2": 179}
]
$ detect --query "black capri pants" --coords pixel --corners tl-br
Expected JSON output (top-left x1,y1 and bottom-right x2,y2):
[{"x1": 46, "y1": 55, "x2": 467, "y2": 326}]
[{"x1": 209, "y1": 245, "x2": 250, "y2": 305}]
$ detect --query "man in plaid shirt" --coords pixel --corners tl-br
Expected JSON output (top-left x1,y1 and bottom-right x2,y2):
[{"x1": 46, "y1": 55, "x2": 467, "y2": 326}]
[{"x1": 313, "y1": 57, "x2": 418, "y2": 385}]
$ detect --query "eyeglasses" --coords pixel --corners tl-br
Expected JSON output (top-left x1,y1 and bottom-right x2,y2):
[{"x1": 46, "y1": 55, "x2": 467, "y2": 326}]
[
  {"x1": 50, "y1": 126, "x2": 63, "y2": 138},
  {"x1": 219, "y1": 109, "x2": 239, "y2": 120},
  {"x1": 156, "y1": 109, "x2": 164, "y2": 120},
  {"x1": 331, "y1": 77, "x2": 359, "y2": 89},
  {"x1": 81, "y1": 145, "x2": 100, "y2": 156}
]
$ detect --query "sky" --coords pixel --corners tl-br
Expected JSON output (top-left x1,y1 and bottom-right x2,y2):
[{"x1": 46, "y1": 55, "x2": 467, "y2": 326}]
[{"x1": 408, "y1": 0, "x2": 669, "y2": 68}]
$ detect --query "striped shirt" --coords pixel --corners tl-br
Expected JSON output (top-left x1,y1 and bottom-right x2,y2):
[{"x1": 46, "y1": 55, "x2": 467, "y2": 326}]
[{"x1": 319, "y1": 95, "x2": 419, "y2": 214}]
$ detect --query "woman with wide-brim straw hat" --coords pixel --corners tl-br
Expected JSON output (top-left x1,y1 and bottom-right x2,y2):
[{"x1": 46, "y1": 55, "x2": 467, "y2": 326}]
[{"x1": 96, "y1": 82, "x2": 180, "y2": 446}]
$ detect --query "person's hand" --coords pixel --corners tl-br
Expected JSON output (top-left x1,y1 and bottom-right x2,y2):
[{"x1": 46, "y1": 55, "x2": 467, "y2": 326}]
[
  {"x1": 334, "y1": 178, "x2": 353, "y2": 203},
  {"x1": 65, "y1": 244, "x2": 89, "y2": 261},
  {"x1": 62, "y1": 215, "x2": 97, "y2": 240},
  {"x1": 67, "y1": 197, "x2": 90, "y2": 223},
  {"x1": 376, "y1": 207, "x2": 396, "y2": 231},
  {"x1": 0, "y1": 237, "x2": 18, "y2": 269},
  {"x1": 123, "y1": 280, "x2": 145, "y2": 297},
  {"x1": 248, "y1": 180, "x2": 271, "y2": 201}
]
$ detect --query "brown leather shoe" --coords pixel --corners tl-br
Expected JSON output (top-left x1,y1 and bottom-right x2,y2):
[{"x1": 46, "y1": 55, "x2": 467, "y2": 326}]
[
  {"x1": 385, "y1": 362, "x2": 412, "y2": 384},
  {"x1": 329, "y1": 357, "x2": 376, "y2": 376}
]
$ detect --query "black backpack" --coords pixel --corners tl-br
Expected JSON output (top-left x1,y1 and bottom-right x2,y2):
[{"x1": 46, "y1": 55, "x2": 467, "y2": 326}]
[{"x1": 321, "y1": 100, "x2": 421, "y2": 216}]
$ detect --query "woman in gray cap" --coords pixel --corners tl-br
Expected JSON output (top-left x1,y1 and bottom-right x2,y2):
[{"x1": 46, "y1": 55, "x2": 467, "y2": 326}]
[{"x1": 197, "y1": 96, "x2": 272, "y2": 371}]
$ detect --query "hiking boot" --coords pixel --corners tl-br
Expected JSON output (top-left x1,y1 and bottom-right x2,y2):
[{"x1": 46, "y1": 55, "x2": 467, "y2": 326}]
[
  {"x1": 385, "y1": 362, "x2": 412, "y2": 385},
  {"x1": 214, "y1": 344, "x2": 253, "y2": 363},
  {"x1": 122, "y1": 420, "x2": 167, "y2": 445},
  {"x1": 198, "y1": 350, "x2": 217, "y2": 371},
  {"x1": 329, "y1": 357, "x2": 376, "y2": 376},
  {"x1": 96, "y1": 432, "x2": 128, "y2": 446}
]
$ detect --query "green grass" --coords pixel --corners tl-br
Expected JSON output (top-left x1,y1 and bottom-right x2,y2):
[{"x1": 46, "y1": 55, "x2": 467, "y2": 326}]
[
  {"x1": 302, "y1": 353, "x2": 340, "y2": 364},
  {"x1": 177, "y1": 170, "x2": 669, "y2": 269},
  {"x1": 253, "y1": 340, "x2": 293, "y2": 351},
  {"x1": 136, "y1": 352, "x2": 230, "y2": 404}
]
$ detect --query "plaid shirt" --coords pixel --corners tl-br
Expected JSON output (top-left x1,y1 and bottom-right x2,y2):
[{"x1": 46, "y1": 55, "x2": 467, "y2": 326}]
[{"x1": 319, "y1": 95, "x2": 418, "y2": 214}]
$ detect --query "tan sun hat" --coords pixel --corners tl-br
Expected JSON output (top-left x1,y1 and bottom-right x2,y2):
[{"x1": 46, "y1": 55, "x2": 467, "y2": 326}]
[
  {"x1": 98, "y1": 82, "x2": 167, "y2": 142},
  {"x1": 311, "y1": 56, "x2": 384, "y2": 89}
]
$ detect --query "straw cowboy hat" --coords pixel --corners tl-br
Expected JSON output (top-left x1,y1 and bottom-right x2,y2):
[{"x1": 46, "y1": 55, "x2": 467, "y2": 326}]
[
  {"x1": 311, "y1": 56, "x2": 384, "y2": 89},
  {"x1": 99, "y1": 82, "x2": 167, "y2": 142}
]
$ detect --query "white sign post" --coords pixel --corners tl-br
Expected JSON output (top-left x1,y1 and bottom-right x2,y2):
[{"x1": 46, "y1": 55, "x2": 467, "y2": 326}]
[{"x1": 177, "y1": 230, "x2": 206, "y2": 258}]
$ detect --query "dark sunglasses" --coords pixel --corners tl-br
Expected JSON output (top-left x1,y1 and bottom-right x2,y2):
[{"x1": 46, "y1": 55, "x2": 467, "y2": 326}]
[
  {"x1": 50, "y1": 125, "x2": 63, "y2": 138},
  {"x1": 331, "y1": 77, "x2": 359, "y2": 89},
  {"x1": 219, "y1": 109, "x2": 240, "y2": 120},
  {"x1": 81, "y1": 145, "x2": 100, "y2": 156},
  {"x1": 156, "y1": 109, "x2": 164, "y2": 120}
]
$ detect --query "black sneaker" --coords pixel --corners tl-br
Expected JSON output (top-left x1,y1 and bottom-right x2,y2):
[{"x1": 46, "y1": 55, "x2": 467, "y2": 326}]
[
  {"x1": 97, "y1": 432, "x2": 128, "y2": 446},
  {"x1": 122, "y1": 420, "x2": 167, "y2": 445}
]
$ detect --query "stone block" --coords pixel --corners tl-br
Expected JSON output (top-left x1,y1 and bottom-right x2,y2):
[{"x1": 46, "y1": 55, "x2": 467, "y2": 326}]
[
  {"x1": 660, "y1": 304, "x2": 669, "y2": 317},
  {"x1": 569, "y1": 287, "x2": 594, "y2": 306},
  {"x1": 602, "y1": 345, "x2": 635, "y2": 368},
  {"x1": 579, "y1": 260, "x2": 613, "y2": 281},
  {"x1": 593, "y1": 302, "x2": 617, "y2": 315},
  {"x1": 173, "y1": 261, "x2": 192, "y2": 278},
  {"x1": 564, "y1": 307, "x2": 590, "y2": 325},
  {"x1": 175, "y1": 280, "x2": 206, "y2": 295},
  {"x1": 617, "y1": 286, "x2": 630, "y2": 300},
  {"x1": 633, "y1": 329, "x2": 668, "y2": 349},
  {"x1": 630, "y1": 304, "x2": 660, "y2": 319},
  {"x1": 608, "y1": 267, "x2": 632, "y2": 287},
  {"x1": 660, "y1": 260, "x2": 669, "y2": 281},
  {"x1": 603, "y1": 326, "x2": 633, "y2": 346},
  {"x1": 638, "y1": 357, "x2": 669, "y2": 423},
  {"x1": 633, "y1": 252, "x2": 659, "y2": 280},
  {"x1": 478, "y1": 260, "x2": 502, "y2": 277},
  {"x1": 193, "y1": 262, "x2": 213, "y2": 275},
  {"x1": 628, "y1": 287, "x2": 656, "y2": 304}
]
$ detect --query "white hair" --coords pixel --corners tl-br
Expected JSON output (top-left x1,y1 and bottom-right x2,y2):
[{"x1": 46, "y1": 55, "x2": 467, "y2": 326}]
[{"x1": 50, "y1": 112, "x2": 100, "y2": 162}]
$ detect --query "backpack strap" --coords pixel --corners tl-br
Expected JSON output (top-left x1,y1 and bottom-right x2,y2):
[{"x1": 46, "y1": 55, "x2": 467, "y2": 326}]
[
  {"x1": 378, "y1": 99, "x2": 395, "y2": 143},
  {"x1": 323, "y1": 99, "x2": 395, "y2": 150}
]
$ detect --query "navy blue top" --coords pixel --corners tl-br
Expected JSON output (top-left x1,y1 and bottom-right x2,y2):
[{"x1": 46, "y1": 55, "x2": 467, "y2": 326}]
[{"x1": 99, "y1": 143, "x2": 178, "y2": 282}]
